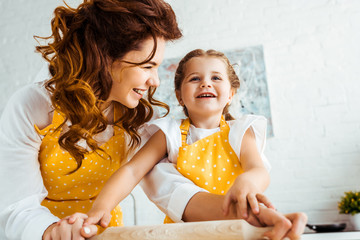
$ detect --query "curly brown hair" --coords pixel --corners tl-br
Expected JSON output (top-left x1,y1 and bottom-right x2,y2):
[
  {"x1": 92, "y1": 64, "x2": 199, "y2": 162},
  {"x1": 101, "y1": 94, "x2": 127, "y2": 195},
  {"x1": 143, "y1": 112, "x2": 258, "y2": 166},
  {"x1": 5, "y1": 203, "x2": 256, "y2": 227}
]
[
  {"x1": 174, "y1": 49, "x2": 240, "y2": 120},
  {"x1": 34, "y1": 0, "x2": 182, "y2": 171}
]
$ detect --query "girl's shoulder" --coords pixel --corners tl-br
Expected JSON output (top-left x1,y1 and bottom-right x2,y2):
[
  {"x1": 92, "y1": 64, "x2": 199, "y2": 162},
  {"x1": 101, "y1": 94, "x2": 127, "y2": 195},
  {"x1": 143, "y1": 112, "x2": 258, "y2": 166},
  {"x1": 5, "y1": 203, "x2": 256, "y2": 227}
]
[
  {"x1": 150, "y1": 115, "x2": 182, "y2": 126},
  {"x1": 228, "y1": 114, "x2": 267, "y2": 129},
  {"x1": 145, "y1": 116, "x2": 182, "y2": 135}
]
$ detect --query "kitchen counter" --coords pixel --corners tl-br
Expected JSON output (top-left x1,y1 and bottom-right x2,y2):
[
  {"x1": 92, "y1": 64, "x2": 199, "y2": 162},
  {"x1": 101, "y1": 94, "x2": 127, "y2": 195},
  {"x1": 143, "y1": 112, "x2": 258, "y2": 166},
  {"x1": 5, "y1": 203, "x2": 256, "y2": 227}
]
[{"x1": 302, "y1": 231, "x2": 360, "y2": 240}]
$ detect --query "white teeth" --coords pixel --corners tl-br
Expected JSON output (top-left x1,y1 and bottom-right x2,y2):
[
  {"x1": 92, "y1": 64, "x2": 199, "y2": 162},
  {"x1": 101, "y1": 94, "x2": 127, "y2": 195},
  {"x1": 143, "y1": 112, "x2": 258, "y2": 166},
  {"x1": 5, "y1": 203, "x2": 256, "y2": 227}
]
[
  {"x1": 134, "y1": 89, "x2": 145, "y2": 95},
  {"x1": 197, "y1": 93, "x2": 215, "y2": 98}
]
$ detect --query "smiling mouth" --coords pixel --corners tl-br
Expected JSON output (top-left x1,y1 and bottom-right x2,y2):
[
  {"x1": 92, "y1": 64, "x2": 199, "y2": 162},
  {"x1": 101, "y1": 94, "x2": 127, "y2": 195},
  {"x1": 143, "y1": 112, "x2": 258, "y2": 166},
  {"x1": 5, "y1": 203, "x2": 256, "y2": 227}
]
[
  {"x1": 196, "y1": 93, "x2": 216, "y2": 98},
  {"x1": 133, "y1": 88, "x2": 146, "y2": 95}
]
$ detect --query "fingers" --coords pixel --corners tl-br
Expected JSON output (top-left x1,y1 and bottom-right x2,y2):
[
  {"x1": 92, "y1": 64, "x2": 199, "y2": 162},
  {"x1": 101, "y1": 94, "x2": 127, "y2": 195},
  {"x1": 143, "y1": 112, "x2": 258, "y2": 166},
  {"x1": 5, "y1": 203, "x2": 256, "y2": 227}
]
[
  {"x1": 222, "y1": 193, "x2": 232, "y2": 216},
  {"x1": 236, "y1": 194, "x2": 248, "y2": 219},
  {"x1": 71, "y1": 217, "x2": 86, "y2": 240},
  {"x1": 259, "y1": 207, "x2": 307, "y2": 240},
  {"x1": 81, "y1": 224, "x2": 99, "y2": 239},
  {"x1": 247, "y1": 194, "x2": 259, "y2": 214},
  {"x1": 44, "y1": 216, "x2": 89, "y2": 240},
  {"x1": 83, "y1": 215, "x2": 101, "y2": 226},
  {"x1": 68, "y1": 213, "x2": 88, "y2": 224},
  {"x1": 262, "y1": 212, "x2": 292, "y2": 240},
  {"x1": 284, "y1": 212, "x2": 308, "y2": 240},
  {"x1": 83, "y1": 211, "x2": 111, "y2": 228},
  {"x1": 56, "y1": 220, "x2": 72, "y2": 240},
  {"x1": 256, "y1": 193, "x2": 276, "y2": 210},
  {"x1": 100, "y1": 213, "x2": 112, "y2": 228}
]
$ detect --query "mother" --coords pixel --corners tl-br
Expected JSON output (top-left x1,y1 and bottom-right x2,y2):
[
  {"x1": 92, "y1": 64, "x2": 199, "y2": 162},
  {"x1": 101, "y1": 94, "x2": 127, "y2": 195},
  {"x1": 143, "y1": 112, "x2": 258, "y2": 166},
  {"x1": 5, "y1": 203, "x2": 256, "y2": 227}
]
[{"x1": 0, "y1": 0, "x2": 181, "y2": 239}]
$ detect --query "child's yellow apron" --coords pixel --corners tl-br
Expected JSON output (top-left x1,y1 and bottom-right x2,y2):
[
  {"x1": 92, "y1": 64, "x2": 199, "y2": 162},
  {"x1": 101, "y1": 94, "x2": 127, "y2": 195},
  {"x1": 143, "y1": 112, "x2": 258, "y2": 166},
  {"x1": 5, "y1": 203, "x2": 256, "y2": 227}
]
[
  {"x1": 35, "y1": 107, "x2": 126, "y2": 228},
  {"x1": 164, "y1": 116, "x2": 244, "y2": 223}
]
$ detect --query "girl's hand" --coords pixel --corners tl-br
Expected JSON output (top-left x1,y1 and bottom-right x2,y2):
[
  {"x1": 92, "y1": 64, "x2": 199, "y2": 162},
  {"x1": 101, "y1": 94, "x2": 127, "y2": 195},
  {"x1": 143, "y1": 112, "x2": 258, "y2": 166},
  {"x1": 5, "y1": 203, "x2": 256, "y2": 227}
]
[
  {"x1": 222, "y1": 175, "x2": 275, "y2": 219},
  {"x1": 42, "y1": 213, "x2": 88, "y2": 240},
  {"x1": 83, "y1": 208, "x2": 112, "y2": 228}
]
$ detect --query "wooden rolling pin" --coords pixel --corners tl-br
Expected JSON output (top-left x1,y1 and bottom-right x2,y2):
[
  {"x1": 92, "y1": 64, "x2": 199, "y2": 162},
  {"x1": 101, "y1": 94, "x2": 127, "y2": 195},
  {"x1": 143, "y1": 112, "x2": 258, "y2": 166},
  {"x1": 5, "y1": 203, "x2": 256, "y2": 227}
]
[{"x1": 90, "y1": 219, "x2": 272, "y2": 240}]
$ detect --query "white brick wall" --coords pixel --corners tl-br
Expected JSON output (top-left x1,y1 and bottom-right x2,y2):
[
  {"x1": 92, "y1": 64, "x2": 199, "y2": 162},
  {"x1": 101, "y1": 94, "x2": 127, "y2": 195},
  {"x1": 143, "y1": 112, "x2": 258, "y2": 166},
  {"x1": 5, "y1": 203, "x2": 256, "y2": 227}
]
[{"x1": 1, "y1": 0, "x2": 360, "y2": 230}]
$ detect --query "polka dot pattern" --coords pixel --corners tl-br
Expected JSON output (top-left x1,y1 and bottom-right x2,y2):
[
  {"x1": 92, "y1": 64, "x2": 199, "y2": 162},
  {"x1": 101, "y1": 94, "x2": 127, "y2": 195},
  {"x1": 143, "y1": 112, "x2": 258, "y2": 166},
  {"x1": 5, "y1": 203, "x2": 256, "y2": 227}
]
[
  {"x1": 36, "y1": 109, "x2": 125, "y2": 227},
  {"x1": 177, "y1": 117, "x2": 243, "y2": 196},
  {"x1": 165, "y1": 116, "x2": 244, "y2": 224}
]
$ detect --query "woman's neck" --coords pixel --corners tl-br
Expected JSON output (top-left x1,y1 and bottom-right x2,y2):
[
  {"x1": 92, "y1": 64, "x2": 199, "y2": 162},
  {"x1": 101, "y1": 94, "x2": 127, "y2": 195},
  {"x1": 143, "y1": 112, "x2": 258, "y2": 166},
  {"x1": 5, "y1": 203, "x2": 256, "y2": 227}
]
[
  {"x1": 100, "y1": 101, "x2": 114, "y2": 124},
  {"x1": 188, "y1": 113, "x2": 222, "y2": 129}
]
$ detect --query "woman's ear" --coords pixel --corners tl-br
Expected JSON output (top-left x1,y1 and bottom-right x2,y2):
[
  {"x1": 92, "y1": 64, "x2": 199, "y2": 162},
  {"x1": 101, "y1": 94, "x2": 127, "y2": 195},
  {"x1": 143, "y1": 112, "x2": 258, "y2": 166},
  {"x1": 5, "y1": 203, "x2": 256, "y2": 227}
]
[{"x1": 176, "y1": 90, "x2": 184, "y2": 106}]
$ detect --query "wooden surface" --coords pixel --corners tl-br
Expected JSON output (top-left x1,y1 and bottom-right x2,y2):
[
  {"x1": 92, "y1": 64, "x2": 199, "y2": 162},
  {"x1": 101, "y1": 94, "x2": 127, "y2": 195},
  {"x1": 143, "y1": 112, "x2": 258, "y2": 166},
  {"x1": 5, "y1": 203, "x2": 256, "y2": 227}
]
[{"x1": 90, "y1": 219, "x2": 272, "y2": 240}]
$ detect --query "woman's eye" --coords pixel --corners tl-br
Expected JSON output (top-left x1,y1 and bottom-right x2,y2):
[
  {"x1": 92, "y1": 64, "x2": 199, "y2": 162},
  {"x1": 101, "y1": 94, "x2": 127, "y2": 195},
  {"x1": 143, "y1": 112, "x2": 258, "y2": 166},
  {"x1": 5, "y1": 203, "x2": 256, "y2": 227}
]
[{"x1": 143, "y1": 66, "x2": 153, "y2": 69}]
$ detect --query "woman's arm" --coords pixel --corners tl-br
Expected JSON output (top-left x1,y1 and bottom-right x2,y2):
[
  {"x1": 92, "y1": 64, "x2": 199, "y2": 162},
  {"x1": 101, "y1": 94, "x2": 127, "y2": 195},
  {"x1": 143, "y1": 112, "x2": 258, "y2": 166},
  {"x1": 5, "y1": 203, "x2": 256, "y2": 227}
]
[
  {"x1": 84, "y1": 130, "x2": 168, "y2": 227},
  {"x1": 0, "y1": 84, "x2": 59, "y2": 240},
  {"x1": 140, "y1": 161, "x2": 208, "y2": 222},
  {"x1": 183, "y1": 193, "x2": 307, "y2": 240}
]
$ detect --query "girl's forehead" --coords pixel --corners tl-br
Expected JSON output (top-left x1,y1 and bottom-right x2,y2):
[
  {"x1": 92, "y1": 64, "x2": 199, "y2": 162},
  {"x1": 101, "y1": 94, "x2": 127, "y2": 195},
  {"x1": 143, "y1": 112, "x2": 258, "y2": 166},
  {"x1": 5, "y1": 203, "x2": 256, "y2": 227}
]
[{"x1": 184, "y1": 56, "x2": 228, "y2": 72}]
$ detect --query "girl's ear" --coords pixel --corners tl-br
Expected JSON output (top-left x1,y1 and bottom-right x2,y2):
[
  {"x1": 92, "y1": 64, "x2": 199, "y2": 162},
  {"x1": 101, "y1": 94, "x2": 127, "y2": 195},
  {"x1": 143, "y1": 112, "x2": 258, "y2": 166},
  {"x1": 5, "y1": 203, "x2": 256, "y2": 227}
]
[
  {"x1": 176, "y1": 90, "x2": 184, "y2": 106},
  {"x1": 228, "y1": 88, "x2": 235, "y2": 105}
]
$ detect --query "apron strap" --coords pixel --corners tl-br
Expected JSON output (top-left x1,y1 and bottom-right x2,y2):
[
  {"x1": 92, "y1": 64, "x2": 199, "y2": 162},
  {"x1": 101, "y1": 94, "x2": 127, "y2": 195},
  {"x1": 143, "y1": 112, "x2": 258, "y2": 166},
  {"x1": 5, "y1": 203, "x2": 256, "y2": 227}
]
[
  {"x1": 180, "y1": 116, "x2": 229, "y2": 147},
  {"x1": 180, "y1": 118, "x2": 190, "y2": 146}
]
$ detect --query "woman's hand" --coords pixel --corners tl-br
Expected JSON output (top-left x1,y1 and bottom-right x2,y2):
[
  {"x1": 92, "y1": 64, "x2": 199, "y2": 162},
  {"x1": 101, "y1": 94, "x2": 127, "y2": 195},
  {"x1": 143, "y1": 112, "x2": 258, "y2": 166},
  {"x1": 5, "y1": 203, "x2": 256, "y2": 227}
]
[
  {"x1": 42, "y1": 213, "x2": 88, "y2": 240},
  {"x1": 222, "y1": 175, "x2": 275, "y2": 218},
  {"x1": 247, "y1": 206, "x2": 308, "y2": 240}
]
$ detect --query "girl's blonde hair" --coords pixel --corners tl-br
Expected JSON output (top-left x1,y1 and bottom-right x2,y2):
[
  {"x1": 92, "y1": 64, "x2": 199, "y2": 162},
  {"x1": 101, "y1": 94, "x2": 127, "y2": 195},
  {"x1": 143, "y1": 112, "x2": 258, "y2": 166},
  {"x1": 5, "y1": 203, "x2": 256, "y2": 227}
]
[
  {"x1": 35, "y1": 0, "x2": 182, "y2": 171},
  {"x1": 174, "y1": 49, "x2": 240, "y2": 120}
]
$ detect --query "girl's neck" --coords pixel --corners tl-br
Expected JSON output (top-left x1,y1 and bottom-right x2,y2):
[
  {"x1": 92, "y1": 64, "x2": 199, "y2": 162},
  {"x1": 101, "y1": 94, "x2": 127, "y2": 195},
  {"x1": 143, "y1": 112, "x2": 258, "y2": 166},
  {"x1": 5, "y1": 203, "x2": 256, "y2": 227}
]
[{"x1": 188, "y1": 112, "x2": 223, "y2": 129}]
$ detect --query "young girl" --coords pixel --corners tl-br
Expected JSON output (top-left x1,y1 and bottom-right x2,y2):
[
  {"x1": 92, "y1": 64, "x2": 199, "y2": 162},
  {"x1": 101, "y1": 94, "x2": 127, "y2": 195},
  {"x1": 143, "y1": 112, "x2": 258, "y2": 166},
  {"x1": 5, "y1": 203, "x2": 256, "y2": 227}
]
[{"x1": 78, "y1": 49, "x2": 275, "y2": 229}]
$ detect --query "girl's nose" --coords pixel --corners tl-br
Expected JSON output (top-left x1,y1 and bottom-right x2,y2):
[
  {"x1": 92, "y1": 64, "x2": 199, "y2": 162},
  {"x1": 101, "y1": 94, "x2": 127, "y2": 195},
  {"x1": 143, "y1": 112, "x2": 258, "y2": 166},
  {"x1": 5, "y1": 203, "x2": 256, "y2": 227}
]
[{"x1": 200, "y1": 81, "x2": 211, "y2": 88}]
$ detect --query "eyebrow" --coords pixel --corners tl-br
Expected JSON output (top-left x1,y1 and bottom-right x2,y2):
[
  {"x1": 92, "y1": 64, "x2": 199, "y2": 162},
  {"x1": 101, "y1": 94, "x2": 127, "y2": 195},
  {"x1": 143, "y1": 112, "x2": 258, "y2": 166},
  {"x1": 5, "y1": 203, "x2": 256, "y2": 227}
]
[
  {"x1": 148, "y1": 61, "x2": 158, "y2": 66},
  {"x1": 185, "y1": 72, "x2": 199, "y2": 79},
  {"x1": 185, "y1": 71, "x2": 223, "y2": 79}
]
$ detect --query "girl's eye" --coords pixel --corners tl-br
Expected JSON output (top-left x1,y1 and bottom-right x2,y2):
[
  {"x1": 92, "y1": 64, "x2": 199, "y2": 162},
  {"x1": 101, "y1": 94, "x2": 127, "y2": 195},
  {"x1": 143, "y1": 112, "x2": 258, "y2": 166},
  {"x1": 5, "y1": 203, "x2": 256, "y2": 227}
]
[
  {"x1": 212, "y1": 76, "x2": 221, "y2": 80},
  {"x1": 189, "y1": 77, "x2": 200, "y2": 81}
]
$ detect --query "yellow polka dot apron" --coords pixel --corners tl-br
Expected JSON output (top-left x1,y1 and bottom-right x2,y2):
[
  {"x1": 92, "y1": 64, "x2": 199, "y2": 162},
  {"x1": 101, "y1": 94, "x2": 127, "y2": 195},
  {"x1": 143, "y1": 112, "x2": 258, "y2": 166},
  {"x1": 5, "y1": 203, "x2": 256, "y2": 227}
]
[
  {"x1": 164, "y1": 116, "x2": 244, "y2": 223},
  {"x1": 35, "y1": 107, "x2": 126, "y2": 229}
]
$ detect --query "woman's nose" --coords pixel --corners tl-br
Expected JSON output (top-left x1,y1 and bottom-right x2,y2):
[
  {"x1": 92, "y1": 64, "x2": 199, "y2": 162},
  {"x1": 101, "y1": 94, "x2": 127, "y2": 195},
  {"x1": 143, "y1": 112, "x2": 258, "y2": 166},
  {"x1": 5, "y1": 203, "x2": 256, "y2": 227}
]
[{"x1": 149, "y1": 71, "x2": 160, "y2": 88}]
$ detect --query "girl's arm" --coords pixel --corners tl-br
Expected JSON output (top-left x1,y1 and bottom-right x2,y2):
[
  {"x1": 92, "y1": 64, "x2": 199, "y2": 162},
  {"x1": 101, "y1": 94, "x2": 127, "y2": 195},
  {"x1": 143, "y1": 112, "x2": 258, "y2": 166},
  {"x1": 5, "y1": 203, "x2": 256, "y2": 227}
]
[
  {"x1": 223, "y1": 128, "x2": 273, "y2": 218},
  {"x1": 83, "y1": 130, "x2": 168, "y2": 227}
]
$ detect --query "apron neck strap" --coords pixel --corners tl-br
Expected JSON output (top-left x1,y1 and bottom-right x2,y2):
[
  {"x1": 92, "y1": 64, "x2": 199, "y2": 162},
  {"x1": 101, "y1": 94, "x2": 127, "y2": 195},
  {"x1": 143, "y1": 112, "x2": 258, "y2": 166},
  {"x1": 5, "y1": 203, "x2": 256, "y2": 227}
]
[{"x1": 180, "y1": 115, "x2": 228, "y2": 146}]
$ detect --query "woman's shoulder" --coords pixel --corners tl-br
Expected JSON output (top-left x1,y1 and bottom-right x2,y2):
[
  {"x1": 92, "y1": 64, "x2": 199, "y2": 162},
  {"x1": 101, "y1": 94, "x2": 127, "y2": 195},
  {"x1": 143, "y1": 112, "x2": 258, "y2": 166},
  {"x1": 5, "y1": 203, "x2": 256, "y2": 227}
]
[
  {"x1": 10, "y1": 81, "x2": 51, "y2": 106},
  {"x1": 3, "y1": 81, "x2": 53, "y2": 129}
]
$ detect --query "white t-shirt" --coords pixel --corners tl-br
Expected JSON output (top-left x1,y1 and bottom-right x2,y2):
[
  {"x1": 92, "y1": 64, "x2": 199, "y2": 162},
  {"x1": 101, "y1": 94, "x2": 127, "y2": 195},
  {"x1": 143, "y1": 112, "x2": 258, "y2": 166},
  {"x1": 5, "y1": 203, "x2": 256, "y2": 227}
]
[{"x1": 140, "y1": 115, "x2": 270, "y2": 222}]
